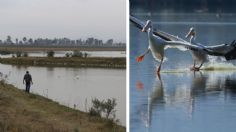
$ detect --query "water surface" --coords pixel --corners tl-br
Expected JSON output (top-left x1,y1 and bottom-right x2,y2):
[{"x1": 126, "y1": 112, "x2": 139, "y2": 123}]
[
  {"x1": 130, "y1": 13, "x2": 236, "y2": 132},
  {"x1": 0, "y1": 64, "x2": 126, "y2": 125}
]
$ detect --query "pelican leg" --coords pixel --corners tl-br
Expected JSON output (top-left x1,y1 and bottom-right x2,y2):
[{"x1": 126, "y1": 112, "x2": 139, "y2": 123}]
[
  {"x1": 191, "y1": 62, "x2": 203, "y2": 71},
  {"x1": 190, "y1": 61, "x2": 196, "y2": 71},
  {"x1": 197, "y1": 62, "x2": 204, "y2": 69},
  {"x1": 157, "y1": 58, "x2": 163, "y2": 74},
  {"x1": 136, "y1": 48, "x2": 150, "y2": 62}
]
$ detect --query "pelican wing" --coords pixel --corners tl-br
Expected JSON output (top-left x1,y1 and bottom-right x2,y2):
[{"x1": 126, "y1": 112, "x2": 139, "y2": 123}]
[
  {"x1": 167, "y1": 40, "x2": 236, "y2": 61},
  {"x1": 130, "y1": 15, "x2": 236, "y2": 61},
  {"x1": 130, "y1": 15, "x2": 178, "y2": 41},
  {"x1": 204, "y1": 40, "x2": 236, "y2": 60}
]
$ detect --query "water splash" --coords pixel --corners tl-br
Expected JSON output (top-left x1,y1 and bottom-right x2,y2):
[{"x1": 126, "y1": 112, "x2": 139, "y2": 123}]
[{"x1": 202, "y1": 62, "x2": 236, "y2": 71}]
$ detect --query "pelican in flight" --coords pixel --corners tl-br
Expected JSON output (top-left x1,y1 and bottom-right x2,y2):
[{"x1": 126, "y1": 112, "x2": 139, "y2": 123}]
[{"x1": 130, "y1": 15, "x2": 236, "y2": 73}]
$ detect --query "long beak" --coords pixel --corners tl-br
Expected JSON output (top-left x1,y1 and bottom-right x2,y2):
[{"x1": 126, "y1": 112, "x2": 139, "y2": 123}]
[
  {"x1": 142, "y1": 25, "x2": 148, "y2": 32},
  {"x1": 185, "y1": 30, "x2": 192, "y2": 38},
  {"x1": 142, "y1": 22, "x2": 150, "y2": 32}
]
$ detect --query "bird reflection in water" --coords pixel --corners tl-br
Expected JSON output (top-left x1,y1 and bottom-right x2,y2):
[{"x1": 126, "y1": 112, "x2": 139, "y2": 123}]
[{"x1": 135, "y1": 71, "x2": 236, "y2": 130}]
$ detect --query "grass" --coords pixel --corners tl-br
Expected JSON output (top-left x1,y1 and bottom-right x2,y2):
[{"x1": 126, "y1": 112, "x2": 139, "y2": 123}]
[
  {"x1": 0, "y1": 57, "x2": 126, "y2": 69},
  {"x1": 0, "y1": 80, "x2": 125, "y2": 132}
]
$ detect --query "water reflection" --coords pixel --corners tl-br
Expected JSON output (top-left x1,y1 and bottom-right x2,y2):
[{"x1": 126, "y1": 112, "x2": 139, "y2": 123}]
[{"x1": 134, "y1": 71, "x2": 236, "y2": 131}]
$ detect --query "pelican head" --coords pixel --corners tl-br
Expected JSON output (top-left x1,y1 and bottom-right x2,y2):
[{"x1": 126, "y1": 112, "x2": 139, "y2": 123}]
[
  {"x1": 185, "y1": 27, "x2": 196, "y2": 39},
  {"x1": 142, "y1": 20, "x2": 152, "y2": 32}
]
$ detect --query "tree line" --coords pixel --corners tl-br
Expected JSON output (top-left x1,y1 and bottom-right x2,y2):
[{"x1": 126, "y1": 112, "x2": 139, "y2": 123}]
[
  {"x1": 130, "y1": 0, "x2": 236, "y2": 13},
  {"x1": 0, "y1": 36, "x2": 125, "y2": 47}
]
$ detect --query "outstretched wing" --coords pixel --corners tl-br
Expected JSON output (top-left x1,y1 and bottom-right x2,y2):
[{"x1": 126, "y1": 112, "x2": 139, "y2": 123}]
[
  {"x1": 204, "y1": 40, "x2": 236, "y2": 60},
  {"x1": 167, "y1": 40, "x2": 236, "y2": 60},
  {"x1": 130, "y1": 15, "x2": 236, "y2": 61},
  {"x1": 130, "y1": 15, "x2": 189, "y2": 43}
]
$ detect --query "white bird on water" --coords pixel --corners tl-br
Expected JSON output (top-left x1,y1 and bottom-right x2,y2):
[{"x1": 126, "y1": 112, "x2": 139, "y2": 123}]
[{"x1": 131, "y1": 15, "x2": 236, "y2": 74}]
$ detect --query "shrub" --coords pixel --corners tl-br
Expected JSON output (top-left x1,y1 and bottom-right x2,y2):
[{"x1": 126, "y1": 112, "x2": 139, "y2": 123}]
[
  {"x1": 89, "y1": 98, "x2": 117, "y2": 122},
  {"x1": 23, "y1": 52, "x2": 28, "y2": 57},
  {"x1": 84, "y1": 52, "x2": 88, "y2": 58},
  {"x1": 65, "y1": 53, "x2": 72, "y2": 57},
  {"x1": 72, "y1": 50, "x2": 83, "y2": 58},
  {"x1": 89, "y1": 98, "x2": 103, "y2": 117},
  {"x1": 16, "y1": 51, "x2": 22, "y2": 57},
  {"x1": 102, "y1": 98, "x2": 117, "y2": 119},
  {"x1": 47, "y1": 50, "x2": 55, "y2": 57}
]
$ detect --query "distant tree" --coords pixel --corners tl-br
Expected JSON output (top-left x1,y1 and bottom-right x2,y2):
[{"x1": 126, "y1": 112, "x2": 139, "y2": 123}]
[
  {"x1": 28, "y1": 38, "x2": 33, "y2": 44},
  {"x1": 106, "y1": 39, "x2": 113, "y2": 45},
  {"x1": 23, "y1": 37, "x2": 27, "y2": 44},
  {"x1": 16, "y1": 51, "x2": 22, "y2": 57},
  {"x1": 84, "y1": 52, "x2": 88, "y2": 58},
  {"x1": 23, "y1": 52, "x2": 28, "y2": 57},
  {"x1": 72, "y1": 50, "x2": 83, "y2": 57},
  {"x1": 15, "y1": 38, "x2": 18, "y2": 44},
  {"x1": 65, "y1": 53, "x2": 71, "y2": 57},
  {"x1": 47, "y1": 50, "x2": 55, "y2": 57},
  {"x1": 19, "y1": 41, "x2": 23, "y2": 45},
  {"x1": 6, "y1": 35, "x2": 13, "y2": 44}
]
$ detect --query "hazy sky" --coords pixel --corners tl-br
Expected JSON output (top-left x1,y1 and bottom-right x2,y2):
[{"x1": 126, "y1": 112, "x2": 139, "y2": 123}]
[{"x1": 0, "y1": 0, "x2": 126, "y2": 42}]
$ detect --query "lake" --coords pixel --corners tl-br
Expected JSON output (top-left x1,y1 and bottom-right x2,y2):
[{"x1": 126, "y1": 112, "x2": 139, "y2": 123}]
[
  {"x1": 0, "y1": 64, "x2": 126, "y2": 126},
  {"x1": 130, "y1": 13, "x2": 236, "y2": 132}
]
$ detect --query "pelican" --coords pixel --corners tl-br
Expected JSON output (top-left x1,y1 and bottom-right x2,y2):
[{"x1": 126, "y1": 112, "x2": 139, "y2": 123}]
[{"x1": 130, "y1": 15, "x2": 236, "y2": 73}]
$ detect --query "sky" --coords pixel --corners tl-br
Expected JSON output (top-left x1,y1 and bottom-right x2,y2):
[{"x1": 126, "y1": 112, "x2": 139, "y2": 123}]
[{"x1": 0, "y1": 0, "x2": 126, "y2": 42}]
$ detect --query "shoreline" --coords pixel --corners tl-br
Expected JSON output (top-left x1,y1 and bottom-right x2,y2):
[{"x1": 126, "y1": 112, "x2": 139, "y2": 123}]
[
  {"x1": 0, "y1": 80, "x2": 125, "y2": 131},
  {"x1": 0, "y1": 57, "x2": 126, "y2": 69}
]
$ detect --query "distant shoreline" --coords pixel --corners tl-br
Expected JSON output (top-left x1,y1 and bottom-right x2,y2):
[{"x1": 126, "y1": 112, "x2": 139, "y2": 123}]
[
  {"x1": 0, "y1": 46, "x2": 126, "y2": 52},
  {"x1": 0, "y1": 57, "x2": 126, "y2": 69}
]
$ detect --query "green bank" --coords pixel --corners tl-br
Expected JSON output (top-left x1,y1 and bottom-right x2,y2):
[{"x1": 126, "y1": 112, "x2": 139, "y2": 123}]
[
  {"x1": 0, "y1": 81, "x2": 125, "y2": 132},
  {"x1": 0, "y1": 57, "x2": 126, "y2": 69}
]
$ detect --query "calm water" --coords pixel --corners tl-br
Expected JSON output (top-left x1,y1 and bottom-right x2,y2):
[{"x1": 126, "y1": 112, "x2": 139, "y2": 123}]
[
  {"x1": 0, "y1": 64, "x2": 126, "y2": 126},
  {"x1": 0, "y1": 51, "x2": 126, "y2": 58},
  {"x1": 130, "y1": 13, "x2": 236, "y2": 132}
]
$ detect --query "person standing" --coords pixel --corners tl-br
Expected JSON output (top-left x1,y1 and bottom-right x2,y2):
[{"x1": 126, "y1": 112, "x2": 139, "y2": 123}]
[{"x1": 23, "y1": 71, "x2": 33, "y2": 93}]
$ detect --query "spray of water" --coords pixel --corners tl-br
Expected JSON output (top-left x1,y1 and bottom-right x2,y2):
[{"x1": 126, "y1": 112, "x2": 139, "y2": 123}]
[{"x1": 202, "y1": 56, "x2": 236, "y2": 71}]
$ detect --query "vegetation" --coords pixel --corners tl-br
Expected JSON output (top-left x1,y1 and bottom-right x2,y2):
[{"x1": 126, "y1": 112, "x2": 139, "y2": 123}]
[
  {"x1": 71, "y1": 50, "x2": 89, "y2": 58},
  {"x1": 0, "y1": 50, "x2": 11, "y2": 55},
  {"x1": 0, "y1": 46, "x2": 125, "y2": 52},
  {"x1": 72, "y1": 50, "x2": 83, "y2": 58},
  {"x1": 0, "y1": 36, "x2": 125, "y2": 48},
  {"x1": 65, "y1": 52, "x2": 71, "y2": 57},
  {"x1": 23, "y1": 52, "x2": 28, "y2": 57},
  {"x1": 0, "y1": 57, "x2": 126, "y2": 68},
  {"x1": 89, "y1": 98, "x2": 117, "y2": 121},
  {"x1": 16, "y1": 51, "x2": 22, "y2": 57},
  {"x1": 131, "y1": 0, "x2": 236, "y2": 13},
  {"x1": 0, "y1": 80, "x2": 125, "y2": 132},
  {"x1": 47, "y1": 50, "x2": 55, "y2": 57}
]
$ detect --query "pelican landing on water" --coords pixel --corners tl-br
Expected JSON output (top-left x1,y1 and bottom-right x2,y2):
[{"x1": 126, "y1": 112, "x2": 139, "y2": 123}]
[{"x1": 130, "y1": 15, "x2": 236, "y2": 74}]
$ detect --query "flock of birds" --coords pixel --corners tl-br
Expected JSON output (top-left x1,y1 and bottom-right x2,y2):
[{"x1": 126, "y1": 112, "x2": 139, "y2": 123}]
[{"x1": 130, "y1": 15, "x2": 236, "y2": 74}]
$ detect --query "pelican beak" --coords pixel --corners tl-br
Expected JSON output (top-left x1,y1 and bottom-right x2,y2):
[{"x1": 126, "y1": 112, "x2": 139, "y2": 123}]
[
  {"x1": 186, "y1": 27, "x2": 195, "y2": 38},
  {"x1": 185, "y1": 30, "x2": 192, "y2": 38},
  {"x1": 142, "y1": 25, "x2": 148, "y2": 32},
  {"x1": 142, "y1": 20, "x2": 151, "y2": 32}
]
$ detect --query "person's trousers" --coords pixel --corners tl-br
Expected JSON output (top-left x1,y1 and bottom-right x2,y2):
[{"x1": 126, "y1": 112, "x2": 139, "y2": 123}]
[{"x1": 25, "y1": 83, "x2": 31, "y2": 93}]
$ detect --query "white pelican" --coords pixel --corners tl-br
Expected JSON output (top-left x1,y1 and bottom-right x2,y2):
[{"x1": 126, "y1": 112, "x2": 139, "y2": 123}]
[{"x1": 130, "y1": 15, "x2": 236, "y2": 73}]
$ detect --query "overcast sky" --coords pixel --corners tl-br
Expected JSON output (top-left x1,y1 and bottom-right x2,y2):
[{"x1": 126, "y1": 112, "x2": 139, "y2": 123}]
[{"x1": 0, "y1": 0, "x2": 126, "y2": 42}]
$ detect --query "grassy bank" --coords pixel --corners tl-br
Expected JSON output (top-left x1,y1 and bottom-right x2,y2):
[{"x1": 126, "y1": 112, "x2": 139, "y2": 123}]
[
  {"x1": 0, "y1": 81, "x2": 125, "y2": 132},
  {"x1": 0, "y1": 57, "x2": 126, "y2": 69}
]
